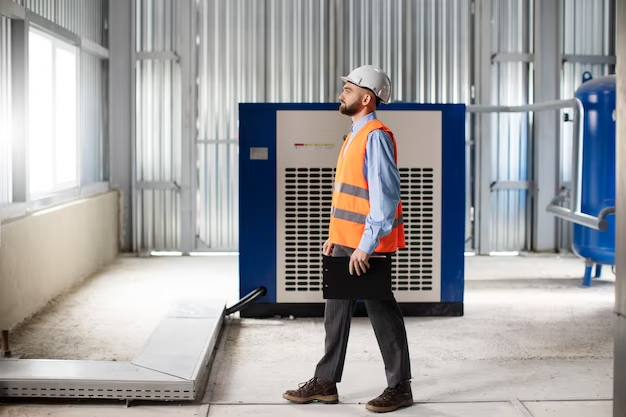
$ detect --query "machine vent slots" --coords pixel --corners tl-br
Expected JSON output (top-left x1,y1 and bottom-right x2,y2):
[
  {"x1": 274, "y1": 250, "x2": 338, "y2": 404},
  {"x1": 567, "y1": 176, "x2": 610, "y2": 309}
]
[
  {"x1": 283, "y1": 166, "x2": 435, "y2": 293},
  {"x1": 392, "y1": 167, "x2": 435, "y2": 292},
  {"x1": 284, "y1": 167, "x2": 335, "y2": 292}
]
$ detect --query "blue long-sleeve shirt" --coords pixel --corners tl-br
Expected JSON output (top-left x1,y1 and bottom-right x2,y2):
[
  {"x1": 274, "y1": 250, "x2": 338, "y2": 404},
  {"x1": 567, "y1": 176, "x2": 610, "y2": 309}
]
[{"x1": 342, "y1": 112, "x2": 401, "y2": 254}]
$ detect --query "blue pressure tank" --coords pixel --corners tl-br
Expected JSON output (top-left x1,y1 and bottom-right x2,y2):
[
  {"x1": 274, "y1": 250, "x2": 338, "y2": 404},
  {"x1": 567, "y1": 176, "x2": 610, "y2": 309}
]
[{"x1": 572, "y1": 72, "x2": 616, "y2": 284}]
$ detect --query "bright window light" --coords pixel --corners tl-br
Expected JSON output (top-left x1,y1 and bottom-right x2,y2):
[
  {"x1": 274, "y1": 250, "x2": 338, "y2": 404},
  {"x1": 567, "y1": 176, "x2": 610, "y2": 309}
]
[
  {"x1": 28, "y1": 30, "x2": 54, "y2": 196},
  {"x1": 151, "y1": 251, "x2": 183, "y2": 257},
  {"x1": 489, "y1": 251, "x2": 520, "y2": 257},
  {"x1": 54, "y1": 46, "x2": 78, "y2": 185},
  {"x1": 28, "y1": 28, "x2": 78, "y2": 198}
]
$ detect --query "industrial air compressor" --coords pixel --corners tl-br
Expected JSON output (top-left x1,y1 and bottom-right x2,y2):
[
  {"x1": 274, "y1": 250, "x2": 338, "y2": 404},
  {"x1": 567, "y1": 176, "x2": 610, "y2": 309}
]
[{"x1": 237, "y1": 103, "x2": 466, "y2": 317}]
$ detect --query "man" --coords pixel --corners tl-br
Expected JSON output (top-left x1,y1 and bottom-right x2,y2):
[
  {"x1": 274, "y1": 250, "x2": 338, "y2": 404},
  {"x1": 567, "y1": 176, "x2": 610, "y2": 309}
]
[{"x1": 282, "y1": 65, "x2": 413, "y2": 413}]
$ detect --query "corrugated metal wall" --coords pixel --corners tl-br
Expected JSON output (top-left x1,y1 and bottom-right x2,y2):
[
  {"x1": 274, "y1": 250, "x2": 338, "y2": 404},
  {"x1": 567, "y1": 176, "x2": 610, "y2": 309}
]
[
  {"x1": 559, "y1": 0, "x2": 614, "y2": 250},
  {"x1": 488, "y1": 0, "x2": 533, "y2": 252},
  {"x1": 13, "y1": 0, "x2": 105, "y2": 45},
  {"x1": 136, "y1": 0, "x2": 615, "y2": 252},
  {"x1": 196, "y1": 0, "x2": 471, "y2": 251},
  {"x1": 339, "y1": 0, "x2": 470, "y2": 103},
  {"x1": 0, "y1": 16, "x2": 11, "y2": 206},
  {"x1": 135, "y1": 0, "x2": 182, "y2": 251}
]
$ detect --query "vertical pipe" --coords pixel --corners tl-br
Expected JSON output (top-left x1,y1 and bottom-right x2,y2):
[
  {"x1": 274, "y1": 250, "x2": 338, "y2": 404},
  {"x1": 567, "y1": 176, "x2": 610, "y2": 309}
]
[
  {"x1": 179, "y1": 0, "x2": 194, "y2": 253},
  {"x1": 132, "y1": 0, "x2": 139, "y2": 251},
  {"x1": 571, "y1": 98, "x2": 583, "y2": 216},
  {"x1": 477, "y1": 0, "x2": 492, "y2": 254},
  {"x1": 2, "y1": 330, "x2": 10, "y2": 357}
]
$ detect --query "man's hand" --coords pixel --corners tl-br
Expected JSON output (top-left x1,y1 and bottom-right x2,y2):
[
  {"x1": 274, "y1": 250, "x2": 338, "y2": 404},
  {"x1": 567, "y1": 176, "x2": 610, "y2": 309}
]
[
  {"x1": 323, "y1": 239, "x2": 335, "y2": 256},
  {"x1": 349, "y1": 248, "x2": 371, "y2": 276}
]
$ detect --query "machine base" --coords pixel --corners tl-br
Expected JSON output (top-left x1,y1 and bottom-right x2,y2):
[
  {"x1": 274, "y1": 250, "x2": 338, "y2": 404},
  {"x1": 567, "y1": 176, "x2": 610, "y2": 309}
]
[{"x1": 239, "y1": 302, "x2": 464, "y2": 318}]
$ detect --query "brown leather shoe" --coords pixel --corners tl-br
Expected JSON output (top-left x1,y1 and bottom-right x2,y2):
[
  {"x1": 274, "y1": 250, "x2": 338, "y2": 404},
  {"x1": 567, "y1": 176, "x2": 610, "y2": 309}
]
[
  {"x1": 365, "y1": 380, "x2": 413, "y2": 413},
  {"x1": 282, "y1": 377, "x2": 339, "y2": 404}
]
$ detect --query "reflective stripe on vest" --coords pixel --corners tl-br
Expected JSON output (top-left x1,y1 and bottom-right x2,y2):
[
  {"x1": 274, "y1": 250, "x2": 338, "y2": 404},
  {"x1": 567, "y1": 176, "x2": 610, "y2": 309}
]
[
  {"x1": 331, "y1": 206, "x2": 404, "y2": 228},
  {"x1": 334, "y1": 181, "x2": 369, "y2": 200}
]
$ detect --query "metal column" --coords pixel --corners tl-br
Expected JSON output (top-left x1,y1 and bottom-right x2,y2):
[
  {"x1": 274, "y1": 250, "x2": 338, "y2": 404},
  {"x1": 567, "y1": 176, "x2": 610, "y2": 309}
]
[
  {"x1": 176, "y1": 0, "x2": 197, "y2": 255},
  {"x1": 532, "y1": 0, "x2": 561, "y2": 252},
  {"x1": 132, "y1": 0, "x2": 196, "y2": 254},
  {"x1": 109, "y1": 0, "x2": 134, "y2": 252},
  {"x1": 473, "y1": 0, "x2": 493, "y2": 254},
  {"x1": 614, "y1": 1, "x2": 626, "y2": 415},
  {"x1": 10, "y1": 18, "x2": 27, "y2": 204}
]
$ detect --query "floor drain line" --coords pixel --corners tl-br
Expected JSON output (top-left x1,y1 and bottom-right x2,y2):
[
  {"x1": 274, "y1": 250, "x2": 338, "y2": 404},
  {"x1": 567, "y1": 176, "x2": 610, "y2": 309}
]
[{"x1": 511, "y1": 398, "x2": 534, "y2": 417}]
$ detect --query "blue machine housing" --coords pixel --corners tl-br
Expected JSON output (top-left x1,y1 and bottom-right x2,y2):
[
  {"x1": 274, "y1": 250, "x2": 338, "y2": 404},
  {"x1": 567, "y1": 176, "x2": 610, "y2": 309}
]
[
  {"x1": 238, "y1": 103, "x2": 466, "y2": 317},
  {"x1": 572, "y1": 73, "x2": 616, "y2": 284}
]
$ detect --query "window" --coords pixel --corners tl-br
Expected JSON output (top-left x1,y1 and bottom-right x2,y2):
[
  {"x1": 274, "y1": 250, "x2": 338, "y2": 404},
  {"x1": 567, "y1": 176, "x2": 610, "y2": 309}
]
[{"x1": 28, "y1": 28, "x2": 78, "y2": 198}]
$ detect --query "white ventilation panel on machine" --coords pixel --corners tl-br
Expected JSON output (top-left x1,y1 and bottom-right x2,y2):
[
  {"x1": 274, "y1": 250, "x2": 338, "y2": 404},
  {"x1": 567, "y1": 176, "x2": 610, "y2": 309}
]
[{"x1": 276, "y1": 110, "x2": 442, "y2": 304}]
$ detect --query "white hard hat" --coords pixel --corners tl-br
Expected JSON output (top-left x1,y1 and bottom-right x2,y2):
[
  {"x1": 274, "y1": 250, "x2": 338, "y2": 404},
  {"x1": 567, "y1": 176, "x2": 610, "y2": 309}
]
[{"x1": 340, "y1": 65, "x2": 392, "y2": 104}]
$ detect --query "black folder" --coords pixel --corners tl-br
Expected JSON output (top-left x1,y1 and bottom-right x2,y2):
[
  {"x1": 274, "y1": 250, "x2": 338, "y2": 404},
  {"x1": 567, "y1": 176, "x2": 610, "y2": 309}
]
[{"x1": 322, "y1": 255, "x2": 394, "y2": 300}]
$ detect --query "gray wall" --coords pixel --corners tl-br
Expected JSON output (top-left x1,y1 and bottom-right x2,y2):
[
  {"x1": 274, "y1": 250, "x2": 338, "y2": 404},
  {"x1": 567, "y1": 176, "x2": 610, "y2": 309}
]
[
  {"x1": 130, "y1": 0, "x2": 615, "y2": 253},
  {"x1": 614, "y1": 0, "x2": 625, "y2": 415}
]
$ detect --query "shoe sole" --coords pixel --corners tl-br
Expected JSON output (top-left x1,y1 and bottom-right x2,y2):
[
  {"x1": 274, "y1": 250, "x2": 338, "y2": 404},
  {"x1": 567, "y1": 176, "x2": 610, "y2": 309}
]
[
  {"x1": 365, "y1": 399, "x2": 414, "y2": 413},
  {"x1": 282, "y1": 393, "x2": 339, "y2": 404}
]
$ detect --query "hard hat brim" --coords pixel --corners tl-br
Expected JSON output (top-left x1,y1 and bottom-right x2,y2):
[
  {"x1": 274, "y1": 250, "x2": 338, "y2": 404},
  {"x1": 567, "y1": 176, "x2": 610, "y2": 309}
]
[{"x1": 340, "y1": 76, "x2": 356, "y2": 85}]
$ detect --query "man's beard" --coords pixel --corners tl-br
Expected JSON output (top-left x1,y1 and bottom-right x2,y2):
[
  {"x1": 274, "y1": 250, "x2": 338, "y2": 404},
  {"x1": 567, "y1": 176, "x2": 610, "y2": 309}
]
[{"x1": 339, "y1": 100, "x2": 360, "y2": 116}]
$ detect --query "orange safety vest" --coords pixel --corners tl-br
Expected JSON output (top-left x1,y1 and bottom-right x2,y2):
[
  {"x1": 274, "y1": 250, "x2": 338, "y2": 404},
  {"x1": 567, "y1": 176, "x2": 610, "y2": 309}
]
[{"x1": 328, "y1": 119, "x2": 406, "y2": 253}]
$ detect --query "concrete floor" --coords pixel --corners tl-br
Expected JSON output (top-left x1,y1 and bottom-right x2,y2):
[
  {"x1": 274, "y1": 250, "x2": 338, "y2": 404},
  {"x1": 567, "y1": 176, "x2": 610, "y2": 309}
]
[
  {"x1": 0, "y1": 253, "x2": 616, "y2": 416},
  {"x1": 6, "y1": 254, "x2": 239, "y2": 361}
]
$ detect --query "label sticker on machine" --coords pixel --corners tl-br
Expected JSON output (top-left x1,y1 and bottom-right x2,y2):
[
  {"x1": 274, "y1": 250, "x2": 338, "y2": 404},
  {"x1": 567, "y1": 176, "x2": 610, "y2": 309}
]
[
  {"x1": 294, "y1": 143, "x2": 335, "y2": 150},
  {"x1": 250, "y1": 147, "x2": 268, "y2": 160}
]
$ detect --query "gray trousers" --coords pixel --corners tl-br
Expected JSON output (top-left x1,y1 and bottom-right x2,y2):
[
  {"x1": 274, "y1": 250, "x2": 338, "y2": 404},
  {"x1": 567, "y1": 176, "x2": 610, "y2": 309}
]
[{"x1": 314, "y1": 244, "x2": 412, "y2": 387}]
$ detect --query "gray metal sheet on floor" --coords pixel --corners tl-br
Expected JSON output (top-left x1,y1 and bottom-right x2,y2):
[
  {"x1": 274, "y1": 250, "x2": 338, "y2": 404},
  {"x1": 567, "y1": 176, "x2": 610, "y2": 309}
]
[
  {"x1": 0, "y1": 299, "x2": 226, "y2": 401},
  {"x1": 131, "y1": 317, "x2": 221, "y2": 380}
]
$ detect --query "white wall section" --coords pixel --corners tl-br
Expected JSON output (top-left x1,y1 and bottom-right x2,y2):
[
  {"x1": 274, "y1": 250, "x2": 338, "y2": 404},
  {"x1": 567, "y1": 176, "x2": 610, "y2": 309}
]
[{"x1": 0, "y1": 191, "x2": 119, "y2": 331}]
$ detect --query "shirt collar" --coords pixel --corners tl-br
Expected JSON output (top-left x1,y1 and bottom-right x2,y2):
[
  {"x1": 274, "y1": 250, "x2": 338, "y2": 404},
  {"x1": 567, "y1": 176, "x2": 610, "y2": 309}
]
[{"x1": 351, "y1": 112, "x2": 377, "y2": 134}]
